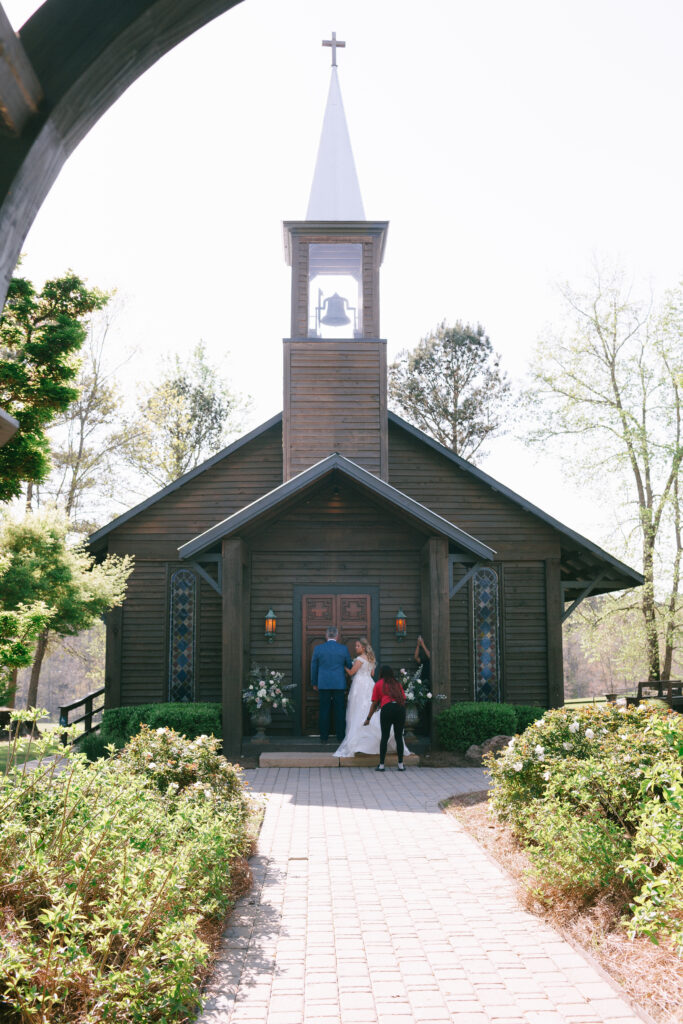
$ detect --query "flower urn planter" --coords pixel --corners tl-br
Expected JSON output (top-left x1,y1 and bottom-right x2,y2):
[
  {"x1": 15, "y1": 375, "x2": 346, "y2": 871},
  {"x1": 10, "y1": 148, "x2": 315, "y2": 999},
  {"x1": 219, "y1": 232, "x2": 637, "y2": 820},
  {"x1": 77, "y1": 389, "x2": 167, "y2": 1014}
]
[
  {"x1": 251, "y1": 707, "x2": 272, "y2": 743},
  {"x1": 404, "y1": 703, "x2": 419, "y2": 744}
]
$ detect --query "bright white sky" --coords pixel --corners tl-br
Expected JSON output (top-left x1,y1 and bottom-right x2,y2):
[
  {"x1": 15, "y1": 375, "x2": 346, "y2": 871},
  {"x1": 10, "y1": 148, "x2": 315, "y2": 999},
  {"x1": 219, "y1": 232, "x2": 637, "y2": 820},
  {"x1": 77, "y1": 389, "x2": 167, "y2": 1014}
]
[{"x1": 4, "y1": 0, "x2": 683, "y2": 551}]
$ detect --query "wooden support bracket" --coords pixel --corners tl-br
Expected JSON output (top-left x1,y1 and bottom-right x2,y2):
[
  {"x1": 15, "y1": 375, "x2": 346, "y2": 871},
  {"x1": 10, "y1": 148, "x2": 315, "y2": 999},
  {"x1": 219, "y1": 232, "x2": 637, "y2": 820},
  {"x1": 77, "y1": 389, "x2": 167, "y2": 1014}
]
[
  {"x1": 449, "y1": 558, "x2": 483, "y2": 599},
  {"x1": 189, "y1": 558, "x2": 222, "y2": 596},
  {"x1": 561, "y1": 571, "x2": 607, "y2": 622}
]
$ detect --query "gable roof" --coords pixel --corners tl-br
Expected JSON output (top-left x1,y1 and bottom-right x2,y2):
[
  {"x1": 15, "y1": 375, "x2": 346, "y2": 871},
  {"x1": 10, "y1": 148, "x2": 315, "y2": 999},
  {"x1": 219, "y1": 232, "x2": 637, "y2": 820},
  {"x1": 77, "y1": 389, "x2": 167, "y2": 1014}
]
[
  {"x1": 178, "y1": 452, "x2": 496, "y2": 562},
  {"x1": 388, "y1": 412, "x2": 644, "y2": 595},
  {"x1": 88, "y1": 413, "x2": 283, "y2": 551}
]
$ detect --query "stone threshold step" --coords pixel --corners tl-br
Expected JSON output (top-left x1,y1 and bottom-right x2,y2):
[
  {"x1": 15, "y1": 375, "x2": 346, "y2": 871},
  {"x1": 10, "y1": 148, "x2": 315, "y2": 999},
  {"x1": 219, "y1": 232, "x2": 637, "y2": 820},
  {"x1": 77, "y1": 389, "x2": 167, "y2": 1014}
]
[{"x1": 259, "y1": 751, "x2": 420, "y2": 768}]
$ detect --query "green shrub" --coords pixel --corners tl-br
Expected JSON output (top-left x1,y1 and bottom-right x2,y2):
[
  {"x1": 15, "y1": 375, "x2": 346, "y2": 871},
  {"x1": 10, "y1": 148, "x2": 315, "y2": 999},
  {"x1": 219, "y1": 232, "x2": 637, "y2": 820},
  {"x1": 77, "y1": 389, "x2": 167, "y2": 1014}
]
[
  {"x1": 0, "y1": 711, "x2": 256, "y2": 1023},
  {"x1": 620, "y1": 722, "x2": 683, "y2": 953},
  {"x1": 513, "y1": 704, "x2": 546, "y2": 734},
  {"x1": 486, "y1": 702, "x2": 683, "y2": 935},
  {"x1": 435, "y1": 701, "x2": 516, "y2": 751},
  {"x1": 75, "y1": 729, "x2": 110, "y2": 761},
  {"x1": 101, "y1": 701, "x2": 221, "y2": 748},
  {"x1": 519, "y1": 796, "x2": 633, "y2": 899}
]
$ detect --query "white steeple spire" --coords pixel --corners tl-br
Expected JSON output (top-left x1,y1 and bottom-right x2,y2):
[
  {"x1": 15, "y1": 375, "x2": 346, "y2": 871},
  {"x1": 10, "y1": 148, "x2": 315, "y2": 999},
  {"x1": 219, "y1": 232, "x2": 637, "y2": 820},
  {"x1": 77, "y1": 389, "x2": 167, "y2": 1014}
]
[{"x1": 306, "y1": 36, "x2": 365, "y2": 221}]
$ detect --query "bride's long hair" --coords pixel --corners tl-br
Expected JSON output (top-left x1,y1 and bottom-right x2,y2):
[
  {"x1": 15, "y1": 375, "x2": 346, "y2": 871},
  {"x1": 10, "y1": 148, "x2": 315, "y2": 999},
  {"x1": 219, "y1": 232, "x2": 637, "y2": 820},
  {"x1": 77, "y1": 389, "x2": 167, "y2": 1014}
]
[{"x1": 358, "y1": 636, "x2": 376, "y2": 668}]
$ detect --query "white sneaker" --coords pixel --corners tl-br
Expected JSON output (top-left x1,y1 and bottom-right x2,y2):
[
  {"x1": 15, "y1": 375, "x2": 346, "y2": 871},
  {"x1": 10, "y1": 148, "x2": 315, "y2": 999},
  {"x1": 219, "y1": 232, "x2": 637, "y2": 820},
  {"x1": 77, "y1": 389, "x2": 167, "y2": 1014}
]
[
  {"x1": 375, "y1": 764, "x2": 385, "y2": 772},
  {"x1": 397, "y1": 763, "x2": 406, "y2": 771}
]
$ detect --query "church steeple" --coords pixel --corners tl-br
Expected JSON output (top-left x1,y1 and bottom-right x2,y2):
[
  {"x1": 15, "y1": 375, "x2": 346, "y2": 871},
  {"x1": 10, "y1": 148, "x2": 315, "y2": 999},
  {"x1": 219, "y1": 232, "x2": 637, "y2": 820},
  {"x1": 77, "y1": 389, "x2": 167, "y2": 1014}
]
[
  {"x1": 282, "y1": 35, "x2": 389, "y2": 482},
  {"x1": 306, "y1": 34, "x2": 365, "y2": 221}
]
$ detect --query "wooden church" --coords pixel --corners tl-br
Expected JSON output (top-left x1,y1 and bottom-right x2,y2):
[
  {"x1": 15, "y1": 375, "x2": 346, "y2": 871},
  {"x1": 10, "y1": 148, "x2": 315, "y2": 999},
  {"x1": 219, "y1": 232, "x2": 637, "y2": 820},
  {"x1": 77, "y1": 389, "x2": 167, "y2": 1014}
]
[{"x1": 90, "y1": 40, "x2": 642, "y2": 759}]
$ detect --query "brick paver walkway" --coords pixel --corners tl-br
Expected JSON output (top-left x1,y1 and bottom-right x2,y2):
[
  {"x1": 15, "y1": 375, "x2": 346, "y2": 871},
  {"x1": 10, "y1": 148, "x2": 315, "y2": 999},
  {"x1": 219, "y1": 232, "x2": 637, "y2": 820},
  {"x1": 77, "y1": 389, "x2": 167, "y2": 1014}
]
[{"x1": 197, "y1": 767, "x2": 645, "y2": 1024}]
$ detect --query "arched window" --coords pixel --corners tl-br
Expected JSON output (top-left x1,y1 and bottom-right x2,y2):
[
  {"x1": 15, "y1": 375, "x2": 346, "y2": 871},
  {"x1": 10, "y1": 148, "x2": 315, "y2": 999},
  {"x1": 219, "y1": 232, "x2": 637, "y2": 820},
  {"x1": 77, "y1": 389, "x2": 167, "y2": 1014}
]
[
  {"x1": 169, "y1": 569, "x2": 196, "y2": 702},
  {"x1": 472, "y1": 567, "x2": 500, "y2": 702}
]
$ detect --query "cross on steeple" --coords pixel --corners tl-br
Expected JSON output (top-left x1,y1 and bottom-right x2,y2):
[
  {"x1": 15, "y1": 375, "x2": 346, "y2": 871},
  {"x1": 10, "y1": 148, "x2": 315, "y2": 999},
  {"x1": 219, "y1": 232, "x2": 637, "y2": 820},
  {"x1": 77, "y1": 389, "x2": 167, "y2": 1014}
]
[{"x1": 322, "y1": 31, "x2": 346, "y2": 67}]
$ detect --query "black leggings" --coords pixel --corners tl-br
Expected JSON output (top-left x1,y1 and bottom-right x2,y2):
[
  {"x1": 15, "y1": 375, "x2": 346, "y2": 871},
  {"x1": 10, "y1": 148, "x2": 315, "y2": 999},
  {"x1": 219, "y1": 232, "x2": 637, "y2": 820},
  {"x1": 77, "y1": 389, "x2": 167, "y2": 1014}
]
[{"x1": 379, "y1": 702, "x2": 406, "y2": 764}]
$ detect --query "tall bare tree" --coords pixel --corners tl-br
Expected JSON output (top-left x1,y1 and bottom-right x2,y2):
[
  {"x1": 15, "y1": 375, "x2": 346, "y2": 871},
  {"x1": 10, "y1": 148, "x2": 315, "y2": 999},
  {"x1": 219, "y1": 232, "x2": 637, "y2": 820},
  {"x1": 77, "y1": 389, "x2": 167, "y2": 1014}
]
[
  {"x1": 42, "y1": 303, "x2": 135, "y2": 531},
  {"x1": 526, "y1": 263, "x2": 683, "y2": 680}
]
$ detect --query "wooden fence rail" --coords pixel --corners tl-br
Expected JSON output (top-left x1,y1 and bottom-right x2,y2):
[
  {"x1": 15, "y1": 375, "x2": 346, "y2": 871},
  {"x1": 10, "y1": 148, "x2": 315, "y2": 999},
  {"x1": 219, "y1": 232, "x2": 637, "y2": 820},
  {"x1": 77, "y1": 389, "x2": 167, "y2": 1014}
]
[{"x1": 59, "y1": 686, "x2": 105, "y2": 746}]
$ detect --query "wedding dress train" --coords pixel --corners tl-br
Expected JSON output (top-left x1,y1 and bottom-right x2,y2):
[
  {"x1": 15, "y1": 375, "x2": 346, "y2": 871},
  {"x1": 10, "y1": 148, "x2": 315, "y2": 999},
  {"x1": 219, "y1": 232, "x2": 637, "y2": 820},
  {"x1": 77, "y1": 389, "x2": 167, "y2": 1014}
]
[{"x1": 335, "y1": 656, "x2": 410, "y2": 757}]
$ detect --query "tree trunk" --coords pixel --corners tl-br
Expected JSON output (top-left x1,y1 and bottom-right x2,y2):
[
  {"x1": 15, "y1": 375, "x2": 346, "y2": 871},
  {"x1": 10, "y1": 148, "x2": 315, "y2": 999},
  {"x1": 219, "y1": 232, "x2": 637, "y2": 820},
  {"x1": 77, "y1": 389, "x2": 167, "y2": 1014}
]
[
  {"x1": 662, "y1": 476, "x2": 682, "y2": 681},
  {"x1": 641, "y1": 531, "x2": 660, "y2": 681},
  {"x1": 6, "y1": 667, "x2": 18, "y2": 708},
  {"x1": 26, "y1": 629, "x2": 49, "y2": 711}
]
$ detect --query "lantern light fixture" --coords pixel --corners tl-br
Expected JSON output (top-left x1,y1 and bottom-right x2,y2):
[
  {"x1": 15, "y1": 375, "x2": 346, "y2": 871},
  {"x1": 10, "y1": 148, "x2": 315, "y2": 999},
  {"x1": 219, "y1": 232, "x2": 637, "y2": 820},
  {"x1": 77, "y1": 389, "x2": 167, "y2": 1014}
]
[
  {"x1": 264, "y1": 608, "x2": 277, "y2": 642},
  {"x1": 395, "y1": 608, "x2": 407, "y2": 639}
]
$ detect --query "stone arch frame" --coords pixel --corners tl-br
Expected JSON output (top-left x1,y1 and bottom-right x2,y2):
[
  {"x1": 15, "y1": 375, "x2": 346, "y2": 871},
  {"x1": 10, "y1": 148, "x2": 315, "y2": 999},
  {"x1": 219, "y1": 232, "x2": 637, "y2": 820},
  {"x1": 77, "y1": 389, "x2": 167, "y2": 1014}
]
[{"x1": 0, "y1": 0, "x2": 244, "y2": 309}]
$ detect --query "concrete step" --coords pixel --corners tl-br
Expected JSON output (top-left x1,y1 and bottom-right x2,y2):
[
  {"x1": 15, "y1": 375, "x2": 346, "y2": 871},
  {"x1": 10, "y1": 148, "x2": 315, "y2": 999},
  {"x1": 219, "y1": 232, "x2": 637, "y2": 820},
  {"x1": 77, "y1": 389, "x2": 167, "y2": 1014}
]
[{"x1": 258, "y1": 751, "x2": 420, "y2": 768}]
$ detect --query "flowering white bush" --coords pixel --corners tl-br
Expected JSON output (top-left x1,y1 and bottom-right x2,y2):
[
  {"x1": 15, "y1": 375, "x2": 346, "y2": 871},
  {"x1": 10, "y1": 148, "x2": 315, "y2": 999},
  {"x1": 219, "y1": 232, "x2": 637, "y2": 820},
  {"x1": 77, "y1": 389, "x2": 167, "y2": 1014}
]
[{"x1": 242, "y1": 665, "x2": 295, "y2": 714}]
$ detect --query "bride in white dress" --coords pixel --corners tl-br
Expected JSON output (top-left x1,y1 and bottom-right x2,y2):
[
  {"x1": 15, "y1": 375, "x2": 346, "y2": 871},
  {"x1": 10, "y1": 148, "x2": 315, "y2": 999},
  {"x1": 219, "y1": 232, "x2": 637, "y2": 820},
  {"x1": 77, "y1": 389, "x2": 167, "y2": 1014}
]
[{"x1": 335, "y1": 638, "x2": 410, "y2": 757}]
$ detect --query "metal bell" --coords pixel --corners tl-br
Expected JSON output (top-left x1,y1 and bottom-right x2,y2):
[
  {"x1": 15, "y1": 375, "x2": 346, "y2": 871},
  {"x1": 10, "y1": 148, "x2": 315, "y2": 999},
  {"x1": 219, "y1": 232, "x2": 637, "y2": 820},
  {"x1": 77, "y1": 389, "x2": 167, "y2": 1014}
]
[{"x1": 320, "y1": 293, "x2": 351, "y2": 327}]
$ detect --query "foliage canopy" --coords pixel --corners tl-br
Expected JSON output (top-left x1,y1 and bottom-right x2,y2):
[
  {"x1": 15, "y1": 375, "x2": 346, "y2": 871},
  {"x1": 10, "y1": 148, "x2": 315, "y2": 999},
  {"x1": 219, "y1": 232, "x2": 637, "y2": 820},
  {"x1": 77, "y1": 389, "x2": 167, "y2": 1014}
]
[
  {"x1": 0, "y1": 273, "x2": 108, "y2": 502},
  {"x1": 388, "y1": 320, "x2": 511, "y2": 462}
]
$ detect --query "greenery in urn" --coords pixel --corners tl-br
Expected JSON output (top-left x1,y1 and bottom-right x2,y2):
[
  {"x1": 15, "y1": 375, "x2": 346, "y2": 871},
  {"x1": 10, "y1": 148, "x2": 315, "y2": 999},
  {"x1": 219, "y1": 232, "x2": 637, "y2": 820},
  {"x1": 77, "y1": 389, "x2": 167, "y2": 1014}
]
[{"x1": 242, "y1": 665, "x2": 295, "y2": 714}]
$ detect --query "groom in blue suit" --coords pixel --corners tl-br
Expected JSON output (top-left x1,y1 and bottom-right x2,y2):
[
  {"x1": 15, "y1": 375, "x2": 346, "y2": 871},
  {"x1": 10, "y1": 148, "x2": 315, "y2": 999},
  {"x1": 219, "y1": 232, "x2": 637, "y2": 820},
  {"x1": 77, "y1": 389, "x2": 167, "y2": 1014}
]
[{"x1": 311, "y1": 626, "x2": 352, "y2": 742}]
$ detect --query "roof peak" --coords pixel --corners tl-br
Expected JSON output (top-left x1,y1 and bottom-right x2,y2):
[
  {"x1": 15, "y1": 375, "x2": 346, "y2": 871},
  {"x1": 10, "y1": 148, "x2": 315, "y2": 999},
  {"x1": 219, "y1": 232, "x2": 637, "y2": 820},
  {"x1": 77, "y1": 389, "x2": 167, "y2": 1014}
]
[{"x1": 306, "y1": 60, "x2": 365, "y2": 221}]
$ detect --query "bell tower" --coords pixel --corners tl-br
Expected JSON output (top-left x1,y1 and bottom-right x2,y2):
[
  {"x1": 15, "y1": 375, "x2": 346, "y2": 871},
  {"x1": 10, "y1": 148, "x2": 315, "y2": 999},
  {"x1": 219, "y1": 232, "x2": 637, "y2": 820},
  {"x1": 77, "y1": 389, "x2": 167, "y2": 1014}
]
[{"x1": 283, "y1": 34, "x2": 389, "y2": 482}]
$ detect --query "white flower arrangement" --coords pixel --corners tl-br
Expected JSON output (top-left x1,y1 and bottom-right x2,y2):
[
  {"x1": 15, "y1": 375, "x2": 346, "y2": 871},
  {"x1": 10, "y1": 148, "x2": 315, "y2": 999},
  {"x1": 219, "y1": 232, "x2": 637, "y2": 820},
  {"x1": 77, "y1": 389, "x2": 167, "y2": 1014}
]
[
  {"x1": 242, "y1": 664, "x2": 295, "y2": 714},
  {"x1": 398, "y1": 665, "x2": 446, "y2": 708}
]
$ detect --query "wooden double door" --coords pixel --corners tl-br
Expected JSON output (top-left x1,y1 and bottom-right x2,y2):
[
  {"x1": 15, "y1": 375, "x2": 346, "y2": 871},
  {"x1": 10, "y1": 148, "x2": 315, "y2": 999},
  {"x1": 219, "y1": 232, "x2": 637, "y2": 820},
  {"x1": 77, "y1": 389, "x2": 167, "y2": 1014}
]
[{"x1": 301, "y1": 593, "x2": 371, "y2": 735}]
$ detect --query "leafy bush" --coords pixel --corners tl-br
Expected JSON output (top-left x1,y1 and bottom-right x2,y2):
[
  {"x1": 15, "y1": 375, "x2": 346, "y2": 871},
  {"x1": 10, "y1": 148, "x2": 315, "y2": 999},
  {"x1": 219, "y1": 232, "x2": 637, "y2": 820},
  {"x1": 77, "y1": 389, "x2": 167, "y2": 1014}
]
[
  {"x1": 75, "y1": 729, "x2": 109, "y2": 761},
  {"x1": 435, "y1": 701, "x2": 516, "y2": 751},
  {"x1": 512, "y1": 704, "x2": 546, "y2": 734},
  {"x1": 0, "y1": 711, "x2": 256, "y2": 1023},
  {"x1": 101, "y1": 701, "x2": 221, "y2": 748},
  {"x1": 486, "y1": 702, "x2": 683, "y2": 948},
  {"x1": 620, "y1": 721, "x2": 683, "y2": 954}
]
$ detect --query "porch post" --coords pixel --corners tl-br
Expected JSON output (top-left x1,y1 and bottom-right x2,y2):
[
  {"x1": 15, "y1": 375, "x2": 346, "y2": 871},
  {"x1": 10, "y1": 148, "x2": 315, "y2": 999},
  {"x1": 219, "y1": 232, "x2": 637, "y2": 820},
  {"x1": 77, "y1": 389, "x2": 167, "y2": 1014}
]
[
  {"x1": 545, "y1": 557, "x2": 564, "y2": 708},
  {"x1": 104, "y1": 606, "x2": 123, "y2": 709},
  {"x1": 222, "y1": 537, "x2": 249, "y2": 761},
  {"x1": 421, "y1": 537, "x2": 451, "y2": 742}
]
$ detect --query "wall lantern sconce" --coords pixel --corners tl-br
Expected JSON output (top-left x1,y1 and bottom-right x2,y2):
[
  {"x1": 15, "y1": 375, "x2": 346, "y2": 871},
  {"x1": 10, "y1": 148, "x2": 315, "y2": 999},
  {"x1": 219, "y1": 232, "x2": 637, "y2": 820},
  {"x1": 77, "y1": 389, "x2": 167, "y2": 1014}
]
[
  {"x1": 264, "y1": 608, "x2": 277, "y2": 642},
  {"x1": 395, "y1": 608, "x2": 407, "y2": 639}
]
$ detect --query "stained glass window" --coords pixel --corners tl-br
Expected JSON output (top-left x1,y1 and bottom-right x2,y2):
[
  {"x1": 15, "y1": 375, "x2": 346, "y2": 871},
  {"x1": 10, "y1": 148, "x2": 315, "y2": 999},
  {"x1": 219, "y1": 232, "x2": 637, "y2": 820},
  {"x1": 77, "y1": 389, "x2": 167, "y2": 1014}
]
[
  {"x1": 473, "y1": 567, "x2": 500, "y2": 702},
  {"x1": 169, "y1": 569, "x2": 196, "y2": 702}
]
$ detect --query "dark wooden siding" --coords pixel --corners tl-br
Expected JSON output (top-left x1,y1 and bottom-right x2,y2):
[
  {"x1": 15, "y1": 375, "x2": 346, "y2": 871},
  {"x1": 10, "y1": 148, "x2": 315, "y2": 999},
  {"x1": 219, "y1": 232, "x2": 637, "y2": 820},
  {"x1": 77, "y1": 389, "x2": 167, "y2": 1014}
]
[
  {"x1": 198, "y1": 578, "x2": 222, "y2": 702},
  {"x1": 109, "y1": 423, "x2": 283, "y2": 557},
  {"x1": 283, "y1": 340, "x2": 387, "y2": 481},
  {"x1": 388, "y1": 422, "x2": 560, "y2": 559},
  {"x1": 120, "y1": 563, "x2": 222, "y2": 705},
  {"x1": 502, "y1": 563, "x2": 548, "y2": 705},
  {"x1": 120, "y1": 561, "x2": 167, "y2": 705}
]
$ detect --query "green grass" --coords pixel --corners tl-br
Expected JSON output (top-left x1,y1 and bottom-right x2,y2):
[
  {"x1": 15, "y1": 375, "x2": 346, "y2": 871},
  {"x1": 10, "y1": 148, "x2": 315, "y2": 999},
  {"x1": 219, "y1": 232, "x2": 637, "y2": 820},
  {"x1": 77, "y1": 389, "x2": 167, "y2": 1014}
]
[{"x1": 0, "y1": 730, "x2": 64, "y2": 772}]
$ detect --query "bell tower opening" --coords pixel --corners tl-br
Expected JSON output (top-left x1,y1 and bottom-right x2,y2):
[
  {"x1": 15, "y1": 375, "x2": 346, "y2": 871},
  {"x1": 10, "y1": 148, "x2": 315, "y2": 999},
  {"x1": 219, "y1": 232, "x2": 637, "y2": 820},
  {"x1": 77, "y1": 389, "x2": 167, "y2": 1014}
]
[{"x1": 308, "y1": 242, "x2": 362, "y2": 338}]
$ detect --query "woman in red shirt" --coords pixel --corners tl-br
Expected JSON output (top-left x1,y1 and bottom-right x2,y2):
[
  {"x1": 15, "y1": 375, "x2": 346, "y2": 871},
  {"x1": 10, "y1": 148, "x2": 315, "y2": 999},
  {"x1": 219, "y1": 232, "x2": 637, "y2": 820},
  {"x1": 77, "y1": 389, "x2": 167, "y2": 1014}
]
[{"x1": 363, "y1": 664, "x2": 407, "y2": 772}]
